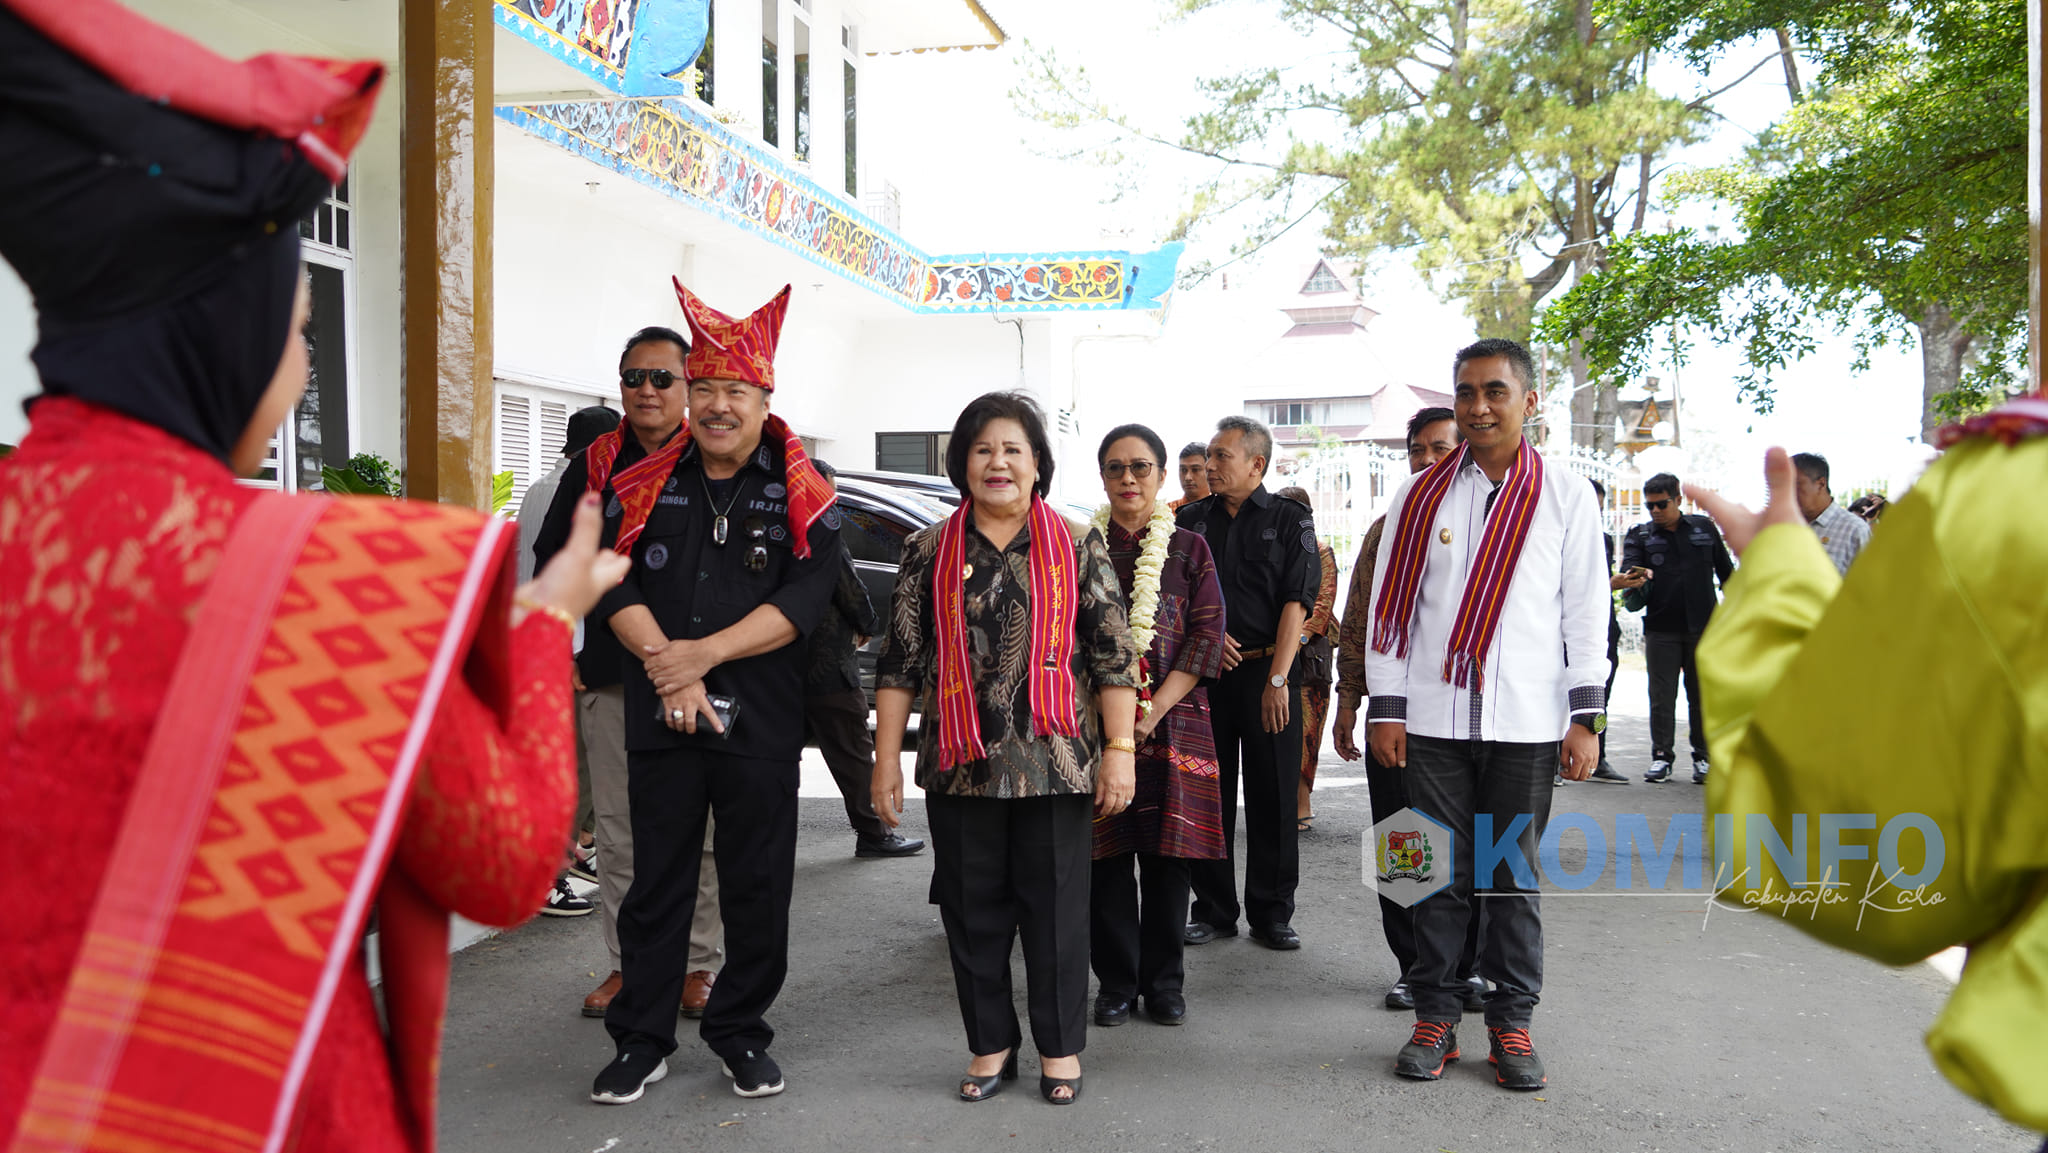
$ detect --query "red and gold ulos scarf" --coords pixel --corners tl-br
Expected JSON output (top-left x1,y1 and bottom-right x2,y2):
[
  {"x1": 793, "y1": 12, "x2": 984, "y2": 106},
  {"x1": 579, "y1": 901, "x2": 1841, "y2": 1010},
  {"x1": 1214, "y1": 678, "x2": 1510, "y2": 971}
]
[
  {"x1": 586, "y1": 413, "x2": 834, "y2": 558},
  {"x1": 930, "y1": 496, "x2": 1080, "y2": 770},
  {"x1": 1370, "y1": 438, "x2": 1546, "y2": 691}
]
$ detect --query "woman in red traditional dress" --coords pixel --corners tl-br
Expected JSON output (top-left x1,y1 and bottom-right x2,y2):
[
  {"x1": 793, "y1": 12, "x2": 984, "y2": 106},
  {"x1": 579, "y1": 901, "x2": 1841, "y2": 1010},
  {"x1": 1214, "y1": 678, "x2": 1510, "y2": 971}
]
[{"x1": 0, "y1": 4, "x2": 625, "y2": 1151}]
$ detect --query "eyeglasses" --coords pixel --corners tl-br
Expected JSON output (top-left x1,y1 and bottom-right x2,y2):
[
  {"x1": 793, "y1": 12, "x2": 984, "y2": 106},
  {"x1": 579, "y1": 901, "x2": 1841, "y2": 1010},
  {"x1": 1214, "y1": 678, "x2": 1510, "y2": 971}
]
[
  {"x1": 1644, "y1": 499, "x2": 1671, "y2": 511},
  {"x1": 621, "y1": 368, "x2": 677, "y2": 390},
  {"x1": 1100, "y1": 460, "x2": 1158, "y2": 479}
]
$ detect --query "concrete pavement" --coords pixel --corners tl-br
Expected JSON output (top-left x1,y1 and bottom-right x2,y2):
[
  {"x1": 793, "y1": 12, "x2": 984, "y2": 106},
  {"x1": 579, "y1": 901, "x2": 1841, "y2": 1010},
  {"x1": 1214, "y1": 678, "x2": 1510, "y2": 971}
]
[{"x1": 434, "y1": 699, "x2": 2039, "y2": 1153}]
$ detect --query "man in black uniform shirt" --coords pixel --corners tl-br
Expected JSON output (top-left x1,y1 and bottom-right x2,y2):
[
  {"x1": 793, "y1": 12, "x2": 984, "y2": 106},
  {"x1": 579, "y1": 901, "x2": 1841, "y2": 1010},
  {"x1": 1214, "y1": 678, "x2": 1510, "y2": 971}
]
[
  {"x1": 1176, "y1": 415, "x2": 1319, "y2": 951},
  {"x1": 803, "y1": 460, "x2": 922, "y2": 858},
  {"x1": 583, "y1": 282, "x2": 845, "y2": 1106},
  {"x1": 1620, "y1": 472, "x2": 1733, "y2": 784}
]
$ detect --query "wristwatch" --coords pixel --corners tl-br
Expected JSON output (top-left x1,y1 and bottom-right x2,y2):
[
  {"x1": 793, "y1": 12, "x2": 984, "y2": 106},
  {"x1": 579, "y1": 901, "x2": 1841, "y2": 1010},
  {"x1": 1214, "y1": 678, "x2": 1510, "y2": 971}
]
[
  {"x1": 1269, "y1": 673, "x2": 1288, "y2": 689},
  {"x1": 1573, "y1": 713, "x2": 1607, "y2": 735}
]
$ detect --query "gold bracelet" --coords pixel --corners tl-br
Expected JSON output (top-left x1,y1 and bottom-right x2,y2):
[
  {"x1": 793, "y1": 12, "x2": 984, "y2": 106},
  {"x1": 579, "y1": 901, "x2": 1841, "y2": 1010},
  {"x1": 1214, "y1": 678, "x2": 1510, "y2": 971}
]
[
  {"x1": 515, "y1": 597, "x2": 576, "y2": 631},
  {"x1": 1105, "y1": 737, "x2": 1137, "y2": 754}
]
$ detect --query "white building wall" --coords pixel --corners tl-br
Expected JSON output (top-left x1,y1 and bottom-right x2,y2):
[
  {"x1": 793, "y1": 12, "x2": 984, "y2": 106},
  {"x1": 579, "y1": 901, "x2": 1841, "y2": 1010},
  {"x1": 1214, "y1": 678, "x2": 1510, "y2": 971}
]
[{"x1": 0, "y1": 0, "x2": 404, "y2": 466}]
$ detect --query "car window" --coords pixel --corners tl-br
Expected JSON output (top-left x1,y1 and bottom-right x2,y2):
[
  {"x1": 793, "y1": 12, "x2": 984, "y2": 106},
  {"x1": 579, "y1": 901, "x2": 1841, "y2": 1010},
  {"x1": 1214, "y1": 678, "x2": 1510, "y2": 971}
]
[{"x1": 841, "y1": 504, "x2": 911, "y2": 565}]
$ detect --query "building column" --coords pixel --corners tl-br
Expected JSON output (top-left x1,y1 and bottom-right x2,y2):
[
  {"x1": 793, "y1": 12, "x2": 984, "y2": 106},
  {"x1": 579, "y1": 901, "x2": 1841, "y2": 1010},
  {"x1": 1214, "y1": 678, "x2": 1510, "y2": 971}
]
[{"x1": 401, "y1": 0, "x2": 494, "y2": 508}]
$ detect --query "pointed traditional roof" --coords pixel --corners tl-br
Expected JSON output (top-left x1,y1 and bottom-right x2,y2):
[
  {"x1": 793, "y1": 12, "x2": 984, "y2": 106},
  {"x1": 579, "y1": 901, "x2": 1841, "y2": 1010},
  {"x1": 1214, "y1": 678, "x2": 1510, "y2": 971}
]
[{"x1": 1283, "y1": 257, "x2": 1379, "y2": 335}]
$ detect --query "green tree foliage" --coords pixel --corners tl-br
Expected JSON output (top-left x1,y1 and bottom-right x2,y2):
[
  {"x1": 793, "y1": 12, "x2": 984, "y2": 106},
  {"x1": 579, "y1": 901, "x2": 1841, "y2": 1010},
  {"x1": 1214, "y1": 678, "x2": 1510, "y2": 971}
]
[
  {"x1": 1017, "y1": 0, "x2": 1706, "y2": 447},
  {"x1": 1537, "y1": 0, "x2": 2026, "y2": 441},
  {"x1": 320, "y1": 452, "x2": 405, "y2": 497}
]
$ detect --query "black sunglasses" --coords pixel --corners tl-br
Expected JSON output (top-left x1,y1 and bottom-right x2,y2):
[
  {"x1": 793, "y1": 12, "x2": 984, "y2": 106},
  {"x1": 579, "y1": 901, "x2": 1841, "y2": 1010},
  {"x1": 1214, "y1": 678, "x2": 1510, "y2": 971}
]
[
  {"x1": 742, "y1": 518, "x2": 769, "y2": 572},
  {"x1": 1101, "y1": 460, "x2": 1158, "y2": 479},
  {"x1": 1645, "y1": 499, "x2": 1671, "y2": 510},
  {"x1": 622, "y1": 368, "x2": 677, "y2": 390}
]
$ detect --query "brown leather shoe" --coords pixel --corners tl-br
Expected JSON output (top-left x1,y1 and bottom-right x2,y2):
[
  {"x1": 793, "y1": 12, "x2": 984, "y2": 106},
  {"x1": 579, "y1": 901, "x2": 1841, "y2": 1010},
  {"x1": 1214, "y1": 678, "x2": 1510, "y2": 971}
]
[
  {"x1": 582, "y1": 971, "x2": 622, "y2": 1019},
  {"x1": 681, "y1": 970, "x2": 716, "y2": 1018}
]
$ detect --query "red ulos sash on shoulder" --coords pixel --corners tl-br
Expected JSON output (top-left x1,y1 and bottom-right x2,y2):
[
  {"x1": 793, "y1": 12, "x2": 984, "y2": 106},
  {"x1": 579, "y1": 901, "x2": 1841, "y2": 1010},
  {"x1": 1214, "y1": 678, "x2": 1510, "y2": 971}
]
[{"x1": 12, "y1": 492, "x2": 513, "y2": 1153}]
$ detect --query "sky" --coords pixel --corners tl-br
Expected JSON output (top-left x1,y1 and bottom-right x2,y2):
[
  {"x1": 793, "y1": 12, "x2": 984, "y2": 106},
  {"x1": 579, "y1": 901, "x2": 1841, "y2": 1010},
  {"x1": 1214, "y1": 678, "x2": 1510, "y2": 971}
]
[{"x1": 861, "y1": 0, "x2": 1939, "y2": 505}]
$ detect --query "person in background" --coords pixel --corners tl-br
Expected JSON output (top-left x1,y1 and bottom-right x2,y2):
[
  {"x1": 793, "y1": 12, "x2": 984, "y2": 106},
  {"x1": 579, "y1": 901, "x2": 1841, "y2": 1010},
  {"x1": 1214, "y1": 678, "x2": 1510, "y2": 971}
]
[
  {"x1": 1088, "y1": 423, "x2": 1228, "y2": 1031},
  {"x1": 873, "y1": 392, "x2": 1138, "y2": 1105},
  {"x1": 1171, "y1": 441, "x2": 1211, "y2": 511},
  {"x1": 1178, "y1": 416, "x2": 1319, "y2": 952},
  {"x1": 1847, "y1": 492, "x2": 1887, "y2": 526},
  {"x1": 803, "y1": 459, "x2": 923, "y2": 858},
  {"x1": 1275, "y1": 485, "x2": 1337, "y2": 833},
  {"x1": 535, "y1": 333, "x2": 725, "y2": 1024},
  {"x1": 1620, "y1": 473, "x2": 1733, "y2": 785},
  {"x1": 1332, "y1": 406, "x2": 1483, "y2": 1013},
  {"x1": 521, "y1": 405, "x2": 621, "y2": 914},
  {"x1": 1586, "y1": 478, "x2": 1643, "y2": 785},
  {"x1": 1790, "y1": 451, "x2": 1870, "y2": 574}
]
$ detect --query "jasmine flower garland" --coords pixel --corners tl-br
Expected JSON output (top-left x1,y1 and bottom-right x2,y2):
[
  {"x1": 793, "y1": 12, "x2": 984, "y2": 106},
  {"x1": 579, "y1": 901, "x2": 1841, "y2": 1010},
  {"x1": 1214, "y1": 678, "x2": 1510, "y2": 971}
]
[{"x1": 1090, "y1": 501, "x2": 1176, "y2": 718}]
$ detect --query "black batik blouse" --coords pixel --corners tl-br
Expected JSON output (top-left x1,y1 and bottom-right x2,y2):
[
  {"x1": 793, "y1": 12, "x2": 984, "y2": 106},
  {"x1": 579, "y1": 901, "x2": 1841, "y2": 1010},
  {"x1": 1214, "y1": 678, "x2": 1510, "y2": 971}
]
[{"x1": 877, "y1": 510, "x2": 1139, "y2": 798}]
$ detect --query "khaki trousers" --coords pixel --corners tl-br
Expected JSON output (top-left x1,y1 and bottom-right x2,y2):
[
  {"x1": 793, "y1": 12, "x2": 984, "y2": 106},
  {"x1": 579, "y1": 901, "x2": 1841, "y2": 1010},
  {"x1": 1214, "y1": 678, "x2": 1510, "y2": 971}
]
[{"x1": 583, "y1": 685, "x2": 722, "y2": 972}]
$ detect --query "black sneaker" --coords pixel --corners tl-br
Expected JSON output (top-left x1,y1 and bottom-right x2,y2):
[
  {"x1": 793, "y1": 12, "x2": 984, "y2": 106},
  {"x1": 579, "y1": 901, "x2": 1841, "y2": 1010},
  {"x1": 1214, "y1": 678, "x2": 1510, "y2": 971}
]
[
  {"x1": 542, "y1": 876, "x2": 595, "y2": 917},
  {"x1": 1383, "y1": 981, "x2": 1413, "y2": 1011},
  {"x1": 722, "y1": 1049, "x2": 786, "y2": 1098},
  {"x1": 1692, "y1": 756, "x2": 1710, "y2": 784},
  {"x1": 1487, "y1": 1026, "x2": 1547, "y2": 1090},
  {"x1": 1393, "y1": 1021, "x2": 1459, "y2": 1080},
  {"x1": 590, "y1": 1050, "x2": 667, "y2": 1104},
  {"x1": 1644, "y1": 759, "x2": 1673, "y2": 783},
  {"x1": 1590, "y1": 761, "x2": 1631, "y2": 784},
  {"x1": 1183, "y1": 921, "x2": 1236, "y2": 945},
  {"x1": 855, "y1": 832, "x2": 925, "y2": 858},
  {"x1": 566, "y1": 848, "x2": 599, "y2": 884}
]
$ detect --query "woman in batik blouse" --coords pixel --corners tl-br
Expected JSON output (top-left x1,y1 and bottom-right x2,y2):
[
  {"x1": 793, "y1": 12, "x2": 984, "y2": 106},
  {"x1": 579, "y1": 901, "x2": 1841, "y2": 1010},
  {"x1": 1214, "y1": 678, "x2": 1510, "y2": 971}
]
[
  {"x1": 1085, "y1": 423, "x2": 1228, "y2": 1031},
  {"x1": 872, "y1": 391, "x2": 1139, "y2": 1107}
]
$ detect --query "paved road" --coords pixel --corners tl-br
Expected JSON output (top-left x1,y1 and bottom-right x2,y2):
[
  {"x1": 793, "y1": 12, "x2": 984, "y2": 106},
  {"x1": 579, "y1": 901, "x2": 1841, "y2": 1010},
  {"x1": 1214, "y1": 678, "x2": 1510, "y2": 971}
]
[{"x1": 436, "y1": 705, "x2": 2039, "y2": 1153}]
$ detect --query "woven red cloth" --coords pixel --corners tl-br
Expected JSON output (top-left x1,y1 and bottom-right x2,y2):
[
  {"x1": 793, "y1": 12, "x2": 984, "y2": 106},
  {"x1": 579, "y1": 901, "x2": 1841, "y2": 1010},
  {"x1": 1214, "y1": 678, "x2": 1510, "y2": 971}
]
[{"x1": 0, "y1": 400, "x2": 575, "y2": 1153}]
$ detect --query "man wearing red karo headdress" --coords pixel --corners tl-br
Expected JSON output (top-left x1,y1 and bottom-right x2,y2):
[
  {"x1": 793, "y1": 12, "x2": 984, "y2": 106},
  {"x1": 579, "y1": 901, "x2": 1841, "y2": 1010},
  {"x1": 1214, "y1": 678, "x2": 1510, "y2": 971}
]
[
  {"x1": 1365, "y1": 338, "x2": 1611, "y2": 1092},
  {"x1": 583, "y1": 280, "x2": 849, "y2": 1106}
]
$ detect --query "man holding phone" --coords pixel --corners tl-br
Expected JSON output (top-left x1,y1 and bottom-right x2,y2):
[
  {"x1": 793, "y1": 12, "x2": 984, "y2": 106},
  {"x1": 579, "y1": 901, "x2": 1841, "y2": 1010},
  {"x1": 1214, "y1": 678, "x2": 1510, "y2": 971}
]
[
  {"x1": 585, "y1": 281, "x2": 846, "y2": 1107},
  {"x1": 1620, "y1": 473, "x2": 1733, "y2": 784}
]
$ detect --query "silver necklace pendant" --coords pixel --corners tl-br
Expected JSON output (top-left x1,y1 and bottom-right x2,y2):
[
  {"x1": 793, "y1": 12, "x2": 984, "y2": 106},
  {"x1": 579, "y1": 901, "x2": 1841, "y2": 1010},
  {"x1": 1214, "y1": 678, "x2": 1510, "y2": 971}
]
[{"x1": 713, "y1": 515, "x2": 729, "y2": 546}]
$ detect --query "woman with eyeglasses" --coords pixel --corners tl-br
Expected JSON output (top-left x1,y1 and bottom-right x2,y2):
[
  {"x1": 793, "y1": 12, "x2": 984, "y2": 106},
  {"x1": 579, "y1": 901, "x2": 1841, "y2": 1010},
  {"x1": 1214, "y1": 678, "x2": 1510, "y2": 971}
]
[
  {"x1": 872, "y1": 392, "x2": 1140, "y2": 1106},
  {"x1": 1085, "y1": 424, "x2": 1229, "y2": 1031}
]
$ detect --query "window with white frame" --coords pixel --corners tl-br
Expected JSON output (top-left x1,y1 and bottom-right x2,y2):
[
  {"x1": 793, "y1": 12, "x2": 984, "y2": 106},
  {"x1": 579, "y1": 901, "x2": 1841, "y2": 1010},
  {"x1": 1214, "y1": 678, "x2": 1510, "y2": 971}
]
[
  {"x1": 494, "y1": 380, "x2": 619, "y2": 517},
  {"x1": 248, "y1": 179, "x2": 358, "y2": 492}
]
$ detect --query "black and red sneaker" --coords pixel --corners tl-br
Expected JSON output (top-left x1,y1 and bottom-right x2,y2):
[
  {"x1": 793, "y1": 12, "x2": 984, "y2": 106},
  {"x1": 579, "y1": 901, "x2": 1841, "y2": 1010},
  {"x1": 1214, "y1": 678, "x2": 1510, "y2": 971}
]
[
  {"x1": 1393, "y1": 1020, "x2": 1460, "y2": 1080},
  {"x1": 1487, "y1": 1026, "x2": 1547, "y2": 1090}
]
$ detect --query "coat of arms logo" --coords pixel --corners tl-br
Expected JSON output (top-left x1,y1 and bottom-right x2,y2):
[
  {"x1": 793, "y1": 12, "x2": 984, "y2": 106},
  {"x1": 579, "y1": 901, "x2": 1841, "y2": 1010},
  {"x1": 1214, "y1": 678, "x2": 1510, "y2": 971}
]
[{"x1": 1378, "y1": 827, "x2": 1433, "y2": 884}]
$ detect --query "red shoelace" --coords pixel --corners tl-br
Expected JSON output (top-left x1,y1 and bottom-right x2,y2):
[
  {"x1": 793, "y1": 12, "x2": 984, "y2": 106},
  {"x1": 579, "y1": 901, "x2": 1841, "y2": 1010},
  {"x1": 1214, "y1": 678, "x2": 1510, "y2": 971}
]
[
  {"x1": 1489, "y1": 1027, "x2": 1535, "y2": 1056},
  {"x1": 1410, "y1": 1021, "x2": 1455, "y2": 1049}
]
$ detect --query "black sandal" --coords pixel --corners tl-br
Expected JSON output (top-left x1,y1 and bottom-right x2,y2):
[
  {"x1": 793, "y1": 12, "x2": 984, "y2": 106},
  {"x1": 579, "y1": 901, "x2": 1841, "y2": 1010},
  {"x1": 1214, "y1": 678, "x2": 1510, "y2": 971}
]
[
  {"x1": 1038, "y1": 1073, "x2": 1083, "y2": 1105},
  {"x1": 958, "y1": 1049, "x2": 1018, "y2": 1102}
]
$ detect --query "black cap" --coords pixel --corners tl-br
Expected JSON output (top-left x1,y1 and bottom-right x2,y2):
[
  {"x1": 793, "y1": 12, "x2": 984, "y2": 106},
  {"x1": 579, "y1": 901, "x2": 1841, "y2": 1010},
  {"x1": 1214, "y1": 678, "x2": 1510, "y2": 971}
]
[{"x1": 563, "y1": 405, "x2": 621, "y2": 457}]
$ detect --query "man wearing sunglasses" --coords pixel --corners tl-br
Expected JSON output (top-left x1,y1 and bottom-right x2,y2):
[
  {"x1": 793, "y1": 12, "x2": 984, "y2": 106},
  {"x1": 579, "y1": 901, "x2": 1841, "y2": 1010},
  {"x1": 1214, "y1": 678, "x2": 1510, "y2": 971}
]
[{"x1": 1621, "y1": 473, "x2": 1733, "y2": 784}]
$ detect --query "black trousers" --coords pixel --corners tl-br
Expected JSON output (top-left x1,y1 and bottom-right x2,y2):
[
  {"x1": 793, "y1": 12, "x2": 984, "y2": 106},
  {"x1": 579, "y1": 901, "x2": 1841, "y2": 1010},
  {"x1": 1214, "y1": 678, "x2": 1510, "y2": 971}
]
[
  {"x1": 926, "y1": 793, "x2": 1092, "y2": 1059},
  {"x1": 605, "y1": 748, "x2": 798, "y2": 1061},
  {"x1": 1646, "y1": 629, "x2": 1707, "y2": 761},
  {"x1": 1404, "y1": 735, "x2": 1554, "y2": 1027},
  {"x1": 1367, "y1": 755, "x2": 1482, "y2": 984},
  {"x1": 1189, "y1": 659, "x2": 1302, "y2": 932},
  {"x1": 1599, "y1": 613, "x2": 1620, "y2": 763},
  {"x1": 1090, "y1": 852, "x2": 1191, "y2": 1002},
  {"x1": 802, "y1": 689, "x2": 887, "y2": 839}
]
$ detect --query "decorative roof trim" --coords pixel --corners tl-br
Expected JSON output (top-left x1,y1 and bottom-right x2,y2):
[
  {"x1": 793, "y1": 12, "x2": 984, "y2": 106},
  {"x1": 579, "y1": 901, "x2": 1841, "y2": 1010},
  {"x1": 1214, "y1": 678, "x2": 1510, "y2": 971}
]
[{"x1": 498, "y1": 96, "x2": 1180, "y2": 315}]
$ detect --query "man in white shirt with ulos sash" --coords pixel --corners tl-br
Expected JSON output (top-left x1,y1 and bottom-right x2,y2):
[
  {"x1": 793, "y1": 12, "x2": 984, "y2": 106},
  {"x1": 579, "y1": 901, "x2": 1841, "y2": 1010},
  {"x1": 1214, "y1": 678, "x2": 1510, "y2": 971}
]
[{"x1": 1366, "y1": 338, "x2": 1610, "y2": 1090}]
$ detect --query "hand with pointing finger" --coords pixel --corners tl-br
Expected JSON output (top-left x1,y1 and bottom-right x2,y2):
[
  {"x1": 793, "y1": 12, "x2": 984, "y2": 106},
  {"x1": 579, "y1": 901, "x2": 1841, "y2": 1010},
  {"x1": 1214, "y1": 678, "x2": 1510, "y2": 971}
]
[{"x1": 1684, "y1": 447, "x2": 1805, "y2": 559}]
